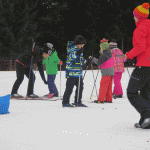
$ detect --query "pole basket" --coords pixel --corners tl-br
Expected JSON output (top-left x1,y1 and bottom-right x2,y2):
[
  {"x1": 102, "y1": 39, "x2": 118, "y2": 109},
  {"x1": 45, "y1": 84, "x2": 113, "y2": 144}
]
[{"x1": 0, "y1": 94, "x2": 10, "y2": 114}]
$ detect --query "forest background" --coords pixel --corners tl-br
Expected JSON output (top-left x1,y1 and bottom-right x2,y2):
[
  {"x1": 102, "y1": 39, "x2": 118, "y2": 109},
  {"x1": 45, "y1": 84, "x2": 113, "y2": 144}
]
[{"x1": 0, "y1": 0, "x2": 149, "y2": 70}]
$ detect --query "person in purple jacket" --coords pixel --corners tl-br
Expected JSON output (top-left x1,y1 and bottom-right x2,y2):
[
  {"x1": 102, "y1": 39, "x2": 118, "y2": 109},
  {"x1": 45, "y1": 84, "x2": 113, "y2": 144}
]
[{"x1": 109, "y1": 39, "x2": 127, "y2": 99}]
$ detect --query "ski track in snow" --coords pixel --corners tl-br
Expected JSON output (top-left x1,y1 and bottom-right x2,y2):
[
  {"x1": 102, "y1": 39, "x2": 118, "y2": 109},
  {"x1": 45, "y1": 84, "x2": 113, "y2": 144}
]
[{"x1": 0, "y1": 68, "x2": 150, "y2": 150}]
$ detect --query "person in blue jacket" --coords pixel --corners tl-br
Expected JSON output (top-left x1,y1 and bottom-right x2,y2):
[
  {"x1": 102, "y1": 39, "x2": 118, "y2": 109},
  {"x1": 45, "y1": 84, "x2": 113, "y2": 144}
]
[{"x1": 62, "y1": 35, "x2": 88, "y2": 107}]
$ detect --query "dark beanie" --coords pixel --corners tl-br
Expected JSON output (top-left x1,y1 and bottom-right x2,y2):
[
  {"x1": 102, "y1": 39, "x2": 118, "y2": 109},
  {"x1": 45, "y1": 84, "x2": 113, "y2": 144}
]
[{"x1": 73, "y1": 35, "x2": 86, "y2": 45}]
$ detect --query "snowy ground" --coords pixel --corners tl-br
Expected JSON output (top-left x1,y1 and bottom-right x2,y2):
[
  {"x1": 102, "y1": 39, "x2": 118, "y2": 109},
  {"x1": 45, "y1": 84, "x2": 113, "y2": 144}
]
[{"x1": 0, "y1": 68, "x2": 150, "y2": 150}]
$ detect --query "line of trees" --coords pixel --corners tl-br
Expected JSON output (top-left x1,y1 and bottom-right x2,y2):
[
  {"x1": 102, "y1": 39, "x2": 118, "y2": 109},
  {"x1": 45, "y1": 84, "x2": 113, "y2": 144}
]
[{"x1": 0, "y1": 0, "x2": 149, "y2": 61}]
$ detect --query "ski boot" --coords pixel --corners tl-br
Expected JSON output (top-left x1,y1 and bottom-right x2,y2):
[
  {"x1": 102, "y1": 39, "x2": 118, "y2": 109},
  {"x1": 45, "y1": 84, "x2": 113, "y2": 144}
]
[
  {"x1": 72, "y1": 102, "x2": 88, "y2": 107},
  {"x1": 27, "y1": 94, "x2": 39, "y2": 98},
  {"x1": 134, "y1": 123, "x2": 141, "y2": 128},
  {"x1": 104, "y1": 101, "x2": 112, "y2": 103},
  {"x1": 44, "y1": 93, "x2": 49, "y2": 97},
  {"x1": 113, "y1": 94, "x2": 123, "y2": 99},
  {"x1": 93, "y1": 100, "x2": 104, "y2": 104},
  {"x1": 48, "y1": 93, "x2": 54, "y2": 98},
  {"x1": 11, "y1": 93, "x2": 24, "y2": 99},
  {"x1": 141, "y1": 118, "x2": 150, "y2": 129},
  {"x1": 62, "y1": 103, "x2": 74, "y2": 107}
]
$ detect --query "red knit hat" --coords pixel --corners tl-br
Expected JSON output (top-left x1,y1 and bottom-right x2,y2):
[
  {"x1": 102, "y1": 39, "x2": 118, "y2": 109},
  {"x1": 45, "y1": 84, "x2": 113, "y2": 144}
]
[{"x1": 133, "y1": 3, "x2": 150, "y2": 19}]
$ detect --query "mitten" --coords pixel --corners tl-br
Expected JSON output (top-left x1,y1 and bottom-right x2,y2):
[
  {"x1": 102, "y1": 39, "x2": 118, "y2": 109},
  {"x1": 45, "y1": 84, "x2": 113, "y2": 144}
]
[
  {"x1": 59, "y1": 61, "x2": 63, "y2": 65},
  {"x1": 86, "y1": 58, "x2": 91, "y2": 66}
]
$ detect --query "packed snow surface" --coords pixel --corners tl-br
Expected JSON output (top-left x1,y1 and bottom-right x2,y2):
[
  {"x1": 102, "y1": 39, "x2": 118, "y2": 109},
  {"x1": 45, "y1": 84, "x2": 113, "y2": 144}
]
[{"x1": 0, "y1": 68, "x2": 150, "y2": 150}]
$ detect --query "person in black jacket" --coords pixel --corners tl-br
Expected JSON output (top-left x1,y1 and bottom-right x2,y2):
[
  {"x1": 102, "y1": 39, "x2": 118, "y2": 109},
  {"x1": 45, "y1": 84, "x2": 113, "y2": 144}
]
[{"x1": 11, "y1": 46, "x2": 50, "y2": 98}]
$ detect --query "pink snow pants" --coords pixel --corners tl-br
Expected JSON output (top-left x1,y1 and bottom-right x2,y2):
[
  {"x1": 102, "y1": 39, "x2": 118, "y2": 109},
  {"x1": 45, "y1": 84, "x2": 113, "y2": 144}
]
[{"x1": 113, "y1": 72, "x2": 123, "y2": 96}]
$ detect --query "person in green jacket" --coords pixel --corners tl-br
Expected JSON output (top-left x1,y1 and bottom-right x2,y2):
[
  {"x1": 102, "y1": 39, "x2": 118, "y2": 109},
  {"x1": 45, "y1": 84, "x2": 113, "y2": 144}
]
[{"x1": 43, "y1": 43, "x2": 63, "y2": 98}]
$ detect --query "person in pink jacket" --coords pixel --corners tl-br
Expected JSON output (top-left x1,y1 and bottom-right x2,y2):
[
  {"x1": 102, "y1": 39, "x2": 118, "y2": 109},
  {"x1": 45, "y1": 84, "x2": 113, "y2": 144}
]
[{"x1": 109, "y1": 39, "x2": 127, "y2": 99}]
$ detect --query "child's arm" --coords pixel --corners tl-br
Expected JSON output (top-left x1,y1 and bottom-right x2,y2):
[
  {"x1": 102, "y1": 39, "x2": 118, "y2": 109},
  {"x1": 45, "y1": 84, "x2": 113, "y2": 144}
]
[
  {"x1": 42, "y1": 60, "x2": 45, "y2": 65},
  {"x1": 92, "y1": 54, "x2": 107, "y2": 66}
]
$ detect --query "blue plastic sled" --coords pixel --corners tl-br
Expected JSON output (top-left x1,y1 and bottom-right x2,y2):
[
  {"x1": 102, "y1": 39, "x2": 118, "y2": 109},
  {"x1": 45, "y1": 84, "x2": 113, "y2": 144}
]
[{"x1": 0, "y1": 94, "x2": 10, "y2": 114}]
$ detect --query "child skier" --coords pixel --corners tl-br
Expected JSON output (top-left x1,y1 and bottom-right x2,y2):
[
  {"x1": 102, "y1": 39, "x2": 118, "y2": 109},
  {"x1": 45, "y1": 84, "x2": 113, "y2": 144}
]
[
  {"x1": 62, "y1": 35, "x2": 87, "y2": 107},
  {"x1": 42, "y1": 43, "x2": 63, "y2": 98},
  {"x1": 109, "y1": 39, "x2": 127, "y2": 99},
  {"x1": 11, "y1": 45, "x2": 49, "y2": 99},
  {"x1": 90, "y1": 38, "x2": 114, "y2": 103}
]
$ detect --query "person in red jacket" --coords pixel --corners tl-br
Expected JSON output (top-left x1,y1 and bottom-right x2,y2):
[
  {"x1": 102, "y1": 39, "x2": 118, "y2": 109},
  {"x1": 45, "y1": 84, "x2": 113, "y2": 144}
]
[{"x1": 126, "y1": 3, "x2": 150, "y2": 129}]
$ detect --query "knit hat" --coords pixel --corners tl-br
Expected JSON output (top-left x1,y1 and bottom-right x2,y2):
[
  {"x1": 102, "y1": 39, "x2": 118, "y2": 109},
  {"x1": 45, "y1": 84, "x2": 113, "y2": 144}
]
[
  {"x1": 133, "y1": 3, "x2": 150, "y2": 19},
  {"x1": 109, "y1": 39, "x2": 118, "y2": 49},
  {"x1": 100, "y1": 38, "x2": 109, "y2": 50},
  {"x1": 73, "y1": 35, "x2": 86, "y2": 45}
]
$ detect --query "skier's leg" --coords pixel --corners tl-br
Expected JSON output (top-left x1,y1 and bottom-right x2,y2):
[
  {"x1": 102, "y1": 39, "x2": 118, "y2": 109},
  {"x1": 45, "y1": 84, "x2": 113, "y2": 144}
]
[
  {"x1": 25, "y1": 68, "x2": 35, "y2": 96},
  {"x1": 105, "y1": 76, "x2": 113, "y2": 102},
  {"x1": 140, "y1": 79, "x2": 150, "y2": 103},
  {"x1": 115, "y1": 72, "x2": 123, "y2": 95},
  {"x1": 47, "y1": 74, "x2": 51, "y2": 94},
  {"x1": 11, "y1": 62, "x2": 25, "y2": 95},
  {"x1": 52, "y1": 75, "x2": 58, "y2": 96},
  {"x1": 127, "y1": 67, "x2": 150, "y2": 126},
  {"x1": 47, "y1": 74, "x2": 58, "y2": 96},
  {"x1": 62, "y1": 78, "x2": 76, "y2": 104},
  {"x1": 113, "y1": 72, "x2": 117, "y2": 95},
  {"x1": 98, "y1": 76, "x2": 110, "y2": 102},
  {"x1": 75, "y1": 77, "x2": 83, "y2": 104}
]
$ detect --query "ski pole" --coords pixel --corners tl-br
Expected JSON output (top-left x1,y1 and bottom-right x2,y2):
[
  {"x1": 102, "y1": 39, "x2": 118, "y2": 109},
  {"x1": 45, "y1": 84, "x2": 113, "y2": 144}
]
[
  {"x1": 90, "y1": 67, "x2": 99, "y2": 100},
  {"x1": 83, "y1": 64, "x2": 90, "y2": 80},
  {"x1": 77, "y1": 55, "x2": 82, "y2": 104},
  {"x1": 90, "y1": 63, "x2": 99, "y2": 99},
  {"x1": 60, "y1": 62, "x2": 61, "y2": 99}
]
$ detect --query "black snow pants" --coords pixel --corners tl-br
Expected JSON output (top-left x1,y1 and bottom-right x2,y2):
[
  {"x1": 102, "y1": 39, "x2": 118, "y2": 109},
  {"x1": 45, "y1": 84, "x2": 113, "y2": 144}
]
[
  {"x1": 62, "y1": 77, "x2": 83, "y2": 104},
  {"x1": 127, "y1": 66, "x2": 150, "y2": 125},
  {"x1": 11, "y1": 62, "x2": 35, "y2": 96}
]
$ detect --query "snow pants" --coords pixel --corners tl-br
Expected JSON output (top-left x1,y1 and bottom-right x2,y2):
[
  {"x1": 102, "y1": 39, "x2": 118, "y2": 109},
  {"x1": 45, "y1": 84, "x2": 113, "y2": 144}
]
[
  {"x1": 11, "y1": 62, "x2": 35, "y2": 96},
  {"x1": 113, "y1": 72, "x2": 123, "y2": 96},
  {"x1": 47, "y1": 74, "x2": 58, "y2": 96},
  {"x1": 98, "y1": 76, "x2": 113, "y2": 102},
  {"x1": 127, "y1": 66, "x2": 150, "y2": 125},
  {"x1": 62, "y1": 77, "x2": 83, "y2": 104}
]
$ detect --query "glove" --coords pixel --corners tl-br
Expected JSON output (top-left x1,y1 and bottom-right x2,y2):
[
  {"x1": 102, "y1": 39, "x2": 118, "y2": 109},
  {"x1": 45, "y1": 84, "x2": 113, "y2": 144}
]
[
  {"x1": 43, "y1": 78, "x2": 48, "y2": 84},
  {"x1": 59, "y1": 61, "x2": 63, "y2": 65},
  {"x1": 86, "y1": 58, "x2": 91, "y2": 66},
  {"x1": 89, "y1": 56, "x2": 93, "y2": 61},
  {"x1": 77, "y1": 48, "x2": 83, "y2": 56},
  {"x1": 124, "y1": 59, "x2": 136, "y2": 67}
]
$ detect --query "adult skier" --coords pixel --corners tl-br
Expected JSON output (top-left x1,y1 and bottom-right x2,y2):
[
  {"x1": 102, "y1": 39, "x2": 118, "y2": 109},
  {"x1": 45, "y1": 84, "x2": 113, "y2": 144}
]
[
  {"x1": 11, "y1": 45, "x2": 51, "y2": 98},
  {"x1": 126, "y1": 2, "x2": 150, "y2": 129}
]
